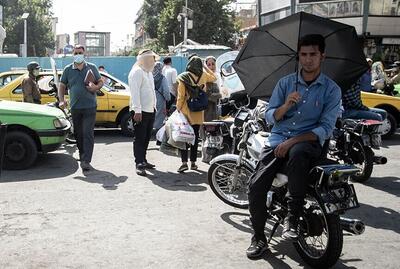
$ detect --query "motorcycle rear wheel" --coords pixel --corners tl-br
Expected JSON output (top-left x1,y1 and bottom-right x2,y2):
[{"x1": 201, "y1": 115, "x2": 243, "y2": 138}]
[
  {"x1": 350, "y1": 142, "x2": 374, "y2": 183},
  {"x1": 208, "y1": 160, "x2": 252, "y2": 209},
  {"x1": 294, "y1": 196, "x2": 343, "y2": 268}
]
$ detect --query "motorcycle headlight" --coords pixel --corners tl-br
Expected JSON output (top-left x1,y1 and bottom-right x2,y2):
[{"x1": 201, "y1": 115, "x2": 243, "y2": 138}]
[{"x1": 53, "y1": 118, "x2": 70, "y2": 129}]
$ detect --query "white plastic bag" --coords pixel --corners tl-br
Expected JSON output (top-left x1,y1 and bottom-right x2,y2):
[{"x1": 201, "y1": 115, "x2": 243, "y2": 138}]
[
  {"x1": 168, "y1": 111, "x2": 195, "y2": 145},
  {"x1": 156, "y1": 125, "x2": 165, "y2": 142}
]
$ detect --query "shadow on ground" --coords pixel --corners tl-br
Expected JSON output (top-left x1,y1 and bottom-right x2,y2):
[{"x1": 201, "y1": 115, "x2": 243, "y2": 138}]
[
  {"x1": 146, "y1": 169, "x2": 208, "y2": 192},
  {"x1": 364, "y1": 176, "x2": 400, "y2": 197},
  {"x1": 344, "y1": 202, "x2": 400, "y2": 234},
  {"x1": 381, "y1": 133, "x2": 400, "y2": 148},
  {"x1": 93, "y1": 129, "x2": 132, "y2": 145},
  {"x1": 221, "y1": 212, "x2": 359, "y2": 269},
  {"x1": 0, "y1": 153, "x2": 79, "y2": 182},
  {"x1": 74, "y1": 168, "x2": 128, "y2": 190}
]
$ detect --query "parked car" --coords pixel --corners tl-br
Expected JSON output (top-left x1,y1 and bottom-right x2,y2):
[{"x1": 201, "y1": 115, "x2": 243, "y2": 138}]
[
  {"x1": 0, "y1": 100, "x2": 70, "y2": 170},
  {"x1": 0, "y1": 72, "x2": 134, "y2": 136},
  {"x1": 0, "y1": 69, "x2": 129, "y2": 92},
  {"x1": 361, "y1": 91, "x2": 400, "y2": 138}
]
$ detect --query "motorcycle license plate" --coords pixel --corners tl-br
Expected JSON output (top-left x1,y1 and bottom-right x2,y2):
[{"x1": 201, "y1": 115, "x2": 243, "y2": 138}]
[
  {"x1": 323, "y1": 184, "x2": 359, "y2": 214},
  {"x1": 205, "y1": 136, "x2": 223, "y2": 148}
]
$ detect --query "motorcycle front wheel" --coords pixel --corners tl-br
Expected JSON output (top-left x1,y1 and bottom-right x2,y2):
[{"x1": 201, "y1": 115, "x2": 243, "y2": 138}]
[
  {"x1": 294, "y1": 196, "x2": 343, "y2": 268},
  {"x1": 208, "y1": 159, "x2": 252, "y2": 209}
]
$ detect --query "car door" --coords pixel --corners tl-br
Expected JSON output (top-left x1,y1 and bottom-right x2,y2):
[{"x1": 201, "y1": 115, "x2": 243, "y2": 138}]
[
  {"x1": 10, "y1": 82, "x2": 23, "y2": 102},
  {"x1": 95, "y1": 88, "x2": 110, "y2": 123}
]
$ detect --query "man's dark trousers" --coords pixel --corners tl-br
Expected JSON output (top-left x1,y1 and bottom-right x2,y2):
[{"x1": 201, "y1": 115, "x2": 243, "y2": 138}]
[
  {"x1": 248, "y1": 141, "x2": 322, "y2": 242},
  {"x1": 71, "y1": 107, "x2": 96, "y2": 163},
  {"x1": 133, "y1": 111, "x2": 155, "y2": 165}
]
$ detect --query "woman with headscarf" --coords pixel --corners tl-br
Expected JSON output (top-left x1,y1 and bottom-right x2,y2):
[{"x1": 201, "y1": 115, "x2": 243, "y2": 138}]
[
  {"x1": 153, "y1": 62, "x2": 171, "y2": 130},
  {"x1": 176, "y1": 56, "x2": 216, "y2": 173},
  {"x1": 204, "y1": 56, "x2": 223, "y2": 122}
]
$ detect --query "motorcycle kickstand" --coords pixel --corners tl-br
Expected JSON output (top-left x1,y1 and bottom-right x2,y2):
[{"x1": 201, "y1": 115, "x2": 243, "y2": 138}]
[{"x1": 268, "y1": 219, "x2": 281, "y2": 243}]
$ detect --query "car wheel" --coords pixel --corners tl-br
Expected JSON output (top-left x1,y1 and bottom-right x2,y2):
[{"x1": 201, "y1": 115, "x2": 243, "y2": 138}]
[
  {"x1": 3, "y1": 131, "x2": 38, "y2": 170},
  {"x1": 120, "y1": 112, "x2": 134, "y2": 137},
  {"x1": 381, "y1": 113, "x2": 397, "y2": 139}
]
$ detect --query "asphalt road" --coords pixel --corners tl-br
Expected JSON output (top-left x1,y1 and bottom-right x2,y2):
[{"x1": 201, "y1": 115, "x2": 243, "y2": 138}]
[{"x1": 0, "y1": 130, "x2": 399, "y2": 269}]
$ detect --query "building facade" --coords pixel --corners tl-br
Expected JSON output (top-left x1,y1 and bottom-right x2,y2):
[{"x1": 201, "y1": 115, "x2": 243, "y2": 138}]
[
  {"x1": 134, "y1": 7, "x2": 151, "y2": 49},
  {"x1": 74, "y1": 31, "x2": 111, "y2": 57},
  {"x1": 56, "y1": 34, "x2": 70, "y2": 55},
  {"x1": 258, "y1": 0, "x2": 400, "y2": 62}
]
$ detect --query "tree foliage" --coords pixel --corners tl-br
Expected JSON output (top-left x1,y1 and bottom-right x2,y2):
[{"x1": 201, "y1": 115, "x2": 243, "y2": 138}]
[
  {"x1": 142, "y1": 0, "x2": 166, "y2": 39},
  {"x1": 157, "y1": 0, "x2": 237, "y2": 49},
  {"x1": 1, "y1": 0, "x2": 55, "y2": 56}
]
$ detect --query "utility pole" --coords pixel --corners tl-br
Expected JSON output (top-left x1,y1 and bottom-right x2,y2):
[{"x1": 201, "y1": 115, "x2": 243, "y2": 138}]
[
  {"x1": 184, "y1": 0, "x2": 188, "y2": 45},
  {"x1": 21, "y1": 13, "x2": 29, "y2": 57},
  {"x1": 291, "y1": 0, "x2": 296, "y2": 15}
]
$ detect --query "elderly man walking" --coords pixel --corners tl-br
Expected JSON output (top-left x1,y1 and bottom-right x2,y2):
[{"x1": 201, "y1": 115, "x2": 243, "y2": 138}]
[{"x1": 128, "y1": 49, "x2": 158, "y2": 176}]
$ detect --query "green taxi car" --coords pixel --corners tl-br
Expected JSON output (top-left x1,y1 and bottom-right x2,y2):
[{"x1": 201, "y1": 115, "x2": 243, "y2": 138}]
[{"x1": 0, "y1": 100, "x2": 70, "y2": 170}]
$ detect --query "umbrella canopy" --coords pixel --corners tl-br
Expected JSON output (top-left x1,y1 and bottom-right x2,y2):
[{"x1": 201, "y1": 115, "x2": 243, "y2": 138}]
[{"x1": 233, "y1": 12, "x2": 368, "y2": 99}]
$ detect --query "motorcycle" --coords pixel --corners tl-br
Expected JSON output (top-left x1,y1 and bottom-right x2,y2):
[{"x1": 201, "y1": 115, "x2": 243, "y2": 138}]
[
  {"x1": 329, "y1": 118, "x2": 387, "y2": 183},
  {"x1": 201, "y1": 91, "x2": 259, "y2": 163},
  {"x1": 207, "y1": 104, "x2": 365, "y2": 268}
]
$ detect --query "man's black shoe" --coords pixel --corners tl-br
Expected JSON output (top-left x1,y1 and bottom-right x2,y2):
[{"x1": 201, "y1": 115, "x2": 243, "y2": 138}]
[
  {"x1": 246, "y1": 239, "x2": 268, "y2": 259},
  {"x1": 282, "y1": 215, "x2": 299, "y2": 241},
  {"x1": 177, "y1": 163, "x2": 189, "y2": 173},
  {"x1": 144, "y1": 162, "x2": 155, "y2": 169},
  {"x1": 136, "y1": 163, "x2": 147, "y2": 176}
]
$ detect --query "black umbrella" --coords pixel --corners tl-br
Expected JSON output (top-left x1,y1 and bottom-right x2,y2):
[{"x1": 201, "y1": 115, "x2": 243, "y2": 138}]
[{"x1": 233, "y1": 12, "x2": 368, "y2": 99}]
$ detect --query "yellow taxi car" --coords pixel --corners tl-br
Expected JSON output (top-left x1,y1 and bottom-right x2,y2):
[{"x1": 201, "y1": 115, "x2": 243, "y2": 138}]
[
  {"x1": 361, "y1": 91, "x2": 400, "y2": 138},
  {"x1": 0, "y1": 71, "x2": 134, "y2": 136}
]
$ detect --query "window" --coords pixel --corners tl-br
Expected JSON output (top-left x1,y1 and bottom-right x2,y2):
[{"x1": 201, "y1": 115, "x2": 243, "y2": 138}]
[
  {"x1": 313, "y1": 3, "x2": 329, "y2": 17},
  {"x1": 298, "y1": 1, "x2": 362, "y2": 18},
  {"x1": 84, "y1": 33, "x2": 106, "y2": 56},
  {"x1": 0, "y1": 74, "x2": 22, "y2": 87},
  {"x1": 370, "y1": 0, "x2": 400, "y2": 15}
]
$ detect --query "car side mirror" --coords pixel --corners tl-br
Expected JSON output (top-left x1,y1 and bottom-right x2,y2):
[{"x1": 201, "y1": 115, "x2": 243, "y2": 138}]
[{"x1": 114, "y1": 83, "x2": 125, "y2": 90}]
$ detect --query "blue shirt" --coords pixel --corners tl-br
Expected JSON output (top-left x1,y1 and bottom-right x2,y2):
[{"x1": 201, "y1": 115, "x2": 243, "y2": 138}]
[
  {"x1": 359, "y1": 70, "x2": 372, "y2": 92},
  {"x1": 265, "y1": 72, "x2": 341, "y2": 148},
  {"x1": 60, "y1": 62, "x2": 101, "y2": 110}
]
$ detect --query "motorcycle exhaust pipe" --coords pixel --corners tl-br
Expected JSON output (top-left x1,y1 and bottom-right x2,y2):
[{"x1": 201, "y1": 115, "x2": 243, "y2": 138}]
[
  {"x1": 373, "y1": 156, "x2": 387, "y2": 165},
  {"x1": 340, "y1": 217, "x2": 365, "y2": 235}
]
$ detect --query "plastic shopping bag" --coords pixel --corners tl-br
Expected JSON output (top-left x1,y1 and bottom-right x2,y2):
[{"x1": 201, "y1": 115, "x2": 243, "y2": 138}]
[
  {"x1": 168, "y1": 111, "x2": 196, "y2": 145},
  {"x1": 156, "y1": 125, "x2": 165, "y2": 143}
]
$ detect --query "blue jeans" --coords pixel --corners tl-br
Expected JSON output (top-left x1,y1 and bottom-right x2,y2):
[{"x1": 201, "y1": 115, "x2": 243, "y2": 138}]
[{"x1": 343, "y1": 108, "x2": 387, "y2": 121}]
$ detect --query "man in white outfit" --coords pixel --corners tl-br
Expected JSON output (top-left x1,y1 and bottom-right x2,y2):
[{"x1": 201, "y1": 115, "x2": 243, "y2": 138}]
[
  {"x1": 162, "y1": 57, "x2": 178, "y2": 109},
  {"x1": 128, "y1": 49, "x2": 157, "y2": 176}
]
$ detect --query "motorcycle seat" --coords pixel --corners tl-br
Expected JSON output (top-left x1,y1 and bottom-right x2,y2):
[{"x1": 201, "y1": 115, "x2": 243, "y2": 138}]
[{"x1": 272, "y1": 158, "x2": 338, "y2": 188}]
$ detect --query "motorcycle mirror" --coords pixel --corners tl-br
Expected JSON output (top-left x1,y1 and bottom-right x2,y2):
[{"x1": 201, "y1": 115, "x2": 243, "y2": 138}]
[{"x1": 220, "y1": 60, "x2": 236, "y2": 77}]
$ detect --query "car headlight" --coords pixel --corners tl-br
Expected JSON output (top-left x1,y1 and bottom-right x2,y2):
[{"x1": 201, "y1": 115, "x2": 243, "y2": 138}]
[{"x1": 53, "y1": 118, "x2": 70, "y2": 129}]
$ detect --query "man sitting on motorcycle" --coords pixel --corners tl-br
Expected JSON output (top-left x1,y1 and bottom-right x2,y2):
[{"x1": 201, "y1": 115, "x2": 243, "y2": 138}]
[
  {"x1": 246, "y1": 34, "x2": 342, "y2": 259},
  {"x1": 342, "y1": 81, "x2": 387, "y2": 122}
]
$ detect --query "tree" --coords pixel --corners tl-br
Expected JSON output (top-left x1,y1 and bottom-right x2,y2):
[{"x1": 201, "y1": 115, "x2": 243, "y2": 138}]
[
  {"x1": 157, "y1": 0, "x2": 237, "y2": 49},
  {"x1": 1, "y1": 0, "x2": 55, "y2": 56},
  {"x1": 142, "y1": 0, "x2": 166, "y2": 39}
]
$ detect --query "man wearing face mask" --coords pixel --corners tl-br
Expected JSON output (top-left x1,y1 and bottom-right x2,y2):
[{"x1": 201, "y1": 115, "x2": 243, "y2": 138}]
[
  {"x1": 22, "y1": 61, "x2": 43, "y2": 104},
  {"x1": 128, "y1": 49, "x2": 158, "y2": 176},
  {"x1": 59, "y1": 44, "x2": 103, "y2": 172}
]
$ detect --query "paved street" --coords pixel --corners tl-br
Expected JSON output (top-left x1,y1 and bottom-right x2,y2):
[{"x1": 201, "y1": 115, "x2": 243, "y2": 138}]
[{"x1": 0, "y1": 130, "x2": 399, "y2": 269}]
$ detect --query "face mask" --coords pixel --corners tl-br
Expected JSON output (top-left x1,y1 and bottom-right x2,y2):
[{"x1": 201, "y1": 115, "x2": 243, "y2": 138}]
[
  {"x1": 73, "y1": 54, "x2": 85, "y2": 64},
  {"x1": 32, "y1": 70, "x2": 40, "y2": 77}
]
